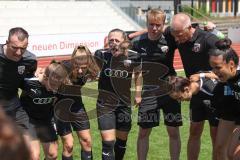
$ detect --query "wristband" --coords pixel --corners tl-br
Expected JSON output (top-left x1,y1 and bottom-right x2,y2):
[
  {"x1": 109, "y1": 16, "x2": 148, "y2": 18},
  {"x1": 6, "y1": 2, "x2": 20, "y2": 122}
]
[{"x1": 199, "y1": 73, "x2": 205, "y2": 78}]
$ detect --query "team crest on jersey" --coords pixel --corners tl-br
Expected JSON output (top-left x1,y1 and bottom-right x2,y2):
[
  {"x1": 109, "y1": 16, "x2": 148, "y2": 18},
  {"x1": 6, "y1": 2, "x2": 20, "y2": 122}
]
[
  {"x1": 160, "y1": 46, "x2": 169, "y2": 53},
  {"x1": 18, "y1": 66, "x2": 25, "y2": 75},
  {"x1": 192, "y1": 43, "x2": 201, "y2": 52},
  {"x1": 123, "y1": 59, "x2": 131, "y2": 67}
]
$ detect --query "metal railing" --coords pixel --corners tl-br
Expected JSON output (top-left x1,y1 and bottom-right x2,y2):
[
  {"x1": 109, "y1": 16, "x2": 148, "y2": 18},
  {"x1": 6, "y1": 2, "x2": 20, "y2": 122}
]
[
  {"x1": 111, "y1": 0, "x2": 174, "y2": 27},
  {"x1": 110, "y1": 1, "x2": 210, "y2": 28},
  {"x1": 179, "y1": 4, "x2": 211, "y2": 22},
  {"x1": 121, "y1": 6, "x2": 147, "y2": 28}
]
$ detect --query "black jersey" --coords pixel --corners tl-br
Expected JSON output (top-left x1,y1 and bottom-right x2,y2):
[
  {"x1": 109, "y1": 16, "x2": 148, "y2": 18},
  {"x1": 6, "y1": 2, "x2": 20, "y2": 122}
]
[
  {"x1": 95, "y1": 49, "x2": 139, "y2": 105},
  {"x1": 131, "y1": 32, "x2": 176, "y2": 97},
  {"x1": 212, "y1": 82, "x2": 240, "y2": 116},
  {"x1": 20, "y1": 78, "x2": 56, "y2": 122},
  {"x1": 213, "y1": 83, "x2": 234, "y2": 100},
  {"x1": 199, "y1": 77, "x2": 218, "y2": 96},
  {"x1": 95, "y1": 49, "x2": 114, "y2": 93},
  {"x1": 192, "y1": 77, "x2": 218, "y2": 102},
  {"x1": 0, "y1": 44, "x2": 37, "y2": 100},
  {"x1": 132, "y1": 32, "x2": 176, "y2": 78},
  {"x1": 165, "y1": 27, "x2": 219, "y2": 77},
  {"x1": 227, "y1": 69, "x2": 240, "y2": 101}
]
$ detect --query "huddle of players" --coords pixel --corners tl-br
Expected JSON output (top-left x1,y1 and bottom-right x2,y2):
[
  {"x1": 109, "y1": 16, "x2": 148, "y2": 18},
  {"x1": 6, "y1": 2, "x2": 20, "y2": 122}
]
[
  {"x1": 22, "y1": 45, "x2": 99, "y2": 160},
  {"x1": 165, "y1": 13, "x2": 240, "y2": 160},
  {"x1": 97, "y1": 9, "x2": 240, "y2": 160},
  {"x1": 0, "y1": 26, "x2": 142, "y2": 160},
  {"x1": 1, "y1": 9, "x2": 240, "y2": 160},
  {"x1": 0, "y1": 26, "x2": 103, "y2": 160}
]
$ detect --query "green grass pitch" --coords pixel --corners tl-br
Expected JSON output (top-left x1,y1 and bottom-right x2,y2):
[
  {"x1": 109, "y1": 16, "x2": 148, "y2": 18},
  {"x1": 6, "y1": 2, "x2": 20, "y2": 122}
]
[{"x1": 40, "y1": 71, "x2": 212, "y2": 159}]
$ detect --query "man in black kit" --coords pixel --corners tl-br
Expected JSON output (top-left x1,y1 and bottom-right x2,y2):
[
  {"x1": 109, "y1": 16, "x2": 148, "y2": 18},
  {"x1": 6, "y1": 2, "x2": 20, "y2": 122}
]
[
  {"x1": 0, "y1": 27, "x2": 37, "y2": 134},
  {"x1": 169, "y1": 13, "x2": 220, "y2": 160},
  {"x1": 132, "y1": 9, "x2": 182, "y2": 160}
]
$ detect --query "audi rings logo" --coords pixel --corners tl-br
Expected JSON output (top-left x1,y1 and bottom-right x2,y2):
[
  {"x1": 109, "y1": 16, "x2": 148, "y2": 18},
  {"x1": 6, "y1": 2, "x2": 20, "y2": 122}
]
[
  {"x1": 104, "y1": 68, "x2": 129, "y2": 78},
  {"x1": 33, "y1": 97, "x2": 56, "y2": 104}
]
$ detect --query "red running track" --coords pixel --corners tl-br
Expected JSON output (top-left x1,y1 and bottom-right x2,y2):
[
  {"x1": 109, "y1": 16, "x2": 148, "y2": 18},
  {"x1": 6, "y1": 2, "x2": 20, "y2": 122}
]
[{"x1": 38, "y1": 43, "x2": 240, "y2": 70}]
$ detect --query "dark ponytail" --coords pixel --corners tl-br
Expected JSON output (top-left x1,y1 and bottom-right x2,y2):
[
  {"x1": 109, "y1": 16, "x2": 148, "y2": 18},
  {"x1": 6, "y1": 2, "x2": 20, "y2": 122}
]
[
  {"x1": 215, "y1": 38, "x2": 232, "y2": 50},
  {"x1": 209, "y1": 38, "x2": 239, "y2": 66}
]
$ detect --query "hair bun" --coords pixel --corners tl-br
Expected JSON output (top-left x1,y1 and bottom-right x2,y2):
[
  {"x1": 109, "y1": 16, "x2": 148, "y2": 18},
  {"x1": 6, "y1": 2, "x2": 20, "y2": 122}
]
[
  {"x1": 50, "y1": 59, "x2": 61, "y2": 64},
  {"x1": 215, "y1": 38, "x2": 232, "y2": 50}
]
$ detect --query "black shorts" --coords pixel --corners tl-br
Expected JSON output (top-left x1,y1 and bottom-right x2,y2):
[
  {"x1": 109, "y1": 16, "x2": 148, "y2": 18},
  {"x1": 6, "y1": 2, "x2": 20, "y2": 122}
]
[
  {"x1": 29, "y1": 119, "x2": 58, "y2": 143},
  {"x1": 220, "y1": 99, "x2": 240, "y2": 125},
  {"x1": 212, "y1": 83, "x2": 240, "y2": 125},
  {"x1": 96, "y1": 98, "x2": 132, "y2": 132},
  {"x1": 2, "y1": 97, "x2": 30, "y2": 132},
  {"x1": 190, "y1": 92, "x2": 219, "y2": 126},
  {"x1": 138, "y1": 95, "x2": 182, "y2": 129},
  {"x1": 215, "y1": 95, "x2": 238, "y2": 122},
  {"x1": 55, "y1": 103, "x2": 90, "y2": 136}
]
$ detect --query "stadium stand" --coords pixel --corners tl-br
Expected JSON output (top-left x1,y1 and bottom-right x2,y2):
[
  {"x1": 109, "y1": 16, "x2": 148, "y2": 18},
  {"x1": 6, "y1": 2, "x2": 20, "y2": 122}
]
[{"x1": 0, "y1": 0, "x2": 142, "y2": 36}]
